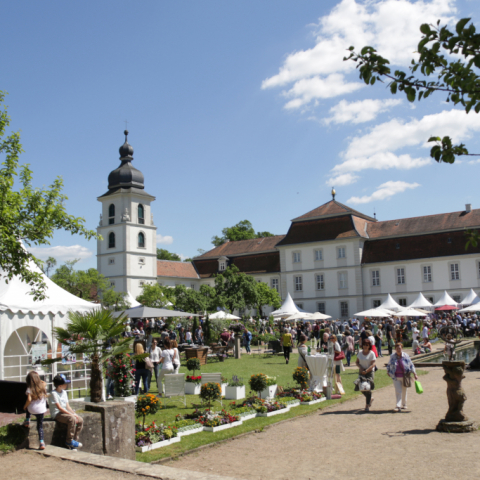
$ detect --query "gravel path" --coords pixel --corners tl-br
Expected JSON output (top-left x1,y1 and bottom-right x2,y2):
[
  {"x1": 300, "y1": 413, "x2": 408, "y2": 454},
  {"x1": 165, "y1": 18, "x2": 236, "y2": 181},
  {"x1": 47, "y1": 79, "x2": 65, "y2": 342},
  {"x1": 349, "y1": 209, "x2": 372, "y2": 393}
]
[{"x1": 168, "y1": 366, "x2": 480, "y2": 480}]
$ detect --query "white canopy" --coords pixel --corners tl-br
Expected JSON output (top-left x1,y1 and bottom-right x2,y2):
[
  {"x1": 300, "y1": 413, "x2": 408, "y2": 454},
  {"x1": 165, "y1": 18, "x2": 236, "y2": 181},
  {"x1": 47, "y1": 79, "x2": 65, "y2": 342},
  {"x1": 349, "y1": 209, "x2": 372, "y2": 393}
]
[
  {"x1": 354, "y1": 308, "x2": 393, "y2": 318},
  {"x1": 460, "y1": 289, "x2": 480, "y2": 306},
  {"x1": 408, "y1": 292, "x2": 433, "y2": 309},
  {"x1": 0, "y1": 266, "x2": 99, "y2": 315},
  {"x1": 459, "y1": 303, "x2": 480, "y2": 313},
  {"x1": 271, "y1": 292, "x2": 306, "y2": 318},
  {"x1": 396, "y1": 308, "x2": 427, "y2": 317},
  {"x1": 208, "y1": 311, "x2": 241, "y2": 320},
  {"x1": 433, "y1": 291, "x2": 458, "y2": 307},
  {"x1": 379, "y1": 294, "x2": 403, "y2": 312},
  {"x1": 308, "y1": 312, "x2": 332, "y2": 320},
  {"x1": 126, "y1": 291, "x2": 141, "y2": 308}
]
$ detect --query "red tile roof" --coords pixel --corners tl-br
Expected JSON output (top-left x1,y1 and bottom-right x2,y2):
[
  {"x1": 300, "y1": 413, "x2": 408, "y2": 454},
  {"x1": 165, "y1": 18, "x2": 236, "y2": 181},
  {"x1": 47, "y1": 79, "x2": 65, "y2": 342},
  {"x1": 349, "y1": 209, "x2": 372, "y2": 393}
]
[
  {"x1": 276, "y1": 216, "x2": 364, "y2": 246},
  {"x1": 192, "y1": 252, "x2": 281, "y2": 278},
  {"x1": 367, "y1": 209, "x2": 480, "y2": 238},
  {"x1": 362, "y1": 230, "x2": 480, "y2": 264},
  {"x1": 292, "y1": 200, "x2": 376, "y2": 222},
  {"x1": 156, "y1": 260, "x2": 199, "y2": 279},
  {"x1": 196, "y1": 235, "x2": 285, "y2": 259}
]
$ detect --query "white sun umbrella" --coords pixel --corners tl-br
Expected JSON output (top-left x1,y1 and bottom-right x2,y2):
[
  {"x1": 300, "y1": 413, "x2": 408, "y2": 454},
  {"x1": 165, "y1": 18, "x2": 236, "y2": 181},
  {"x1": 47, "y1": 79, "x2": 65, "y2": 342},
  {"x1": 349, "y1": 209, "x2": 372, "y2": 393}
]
[
  {"x1": 354, "y1": 308, "x2": 393, "y2": 318},
  {"x1": 459, "y1": 303, "x2": 480, "y2": 313},
  {"x1": 208, "y1": 311, "x2": 241, "y2": 320},
  {"x1": 460, "y1": 289, "x2": 480, "y2": 306},
  {"x1": 309, "y1": 311, "x2": 332, "y2": 320},
  {"x1": 379, "y1": 294, "x2": 403, "y2": 312},
  {"x1": 396, "y1": 307, "x2": 427, "y2": 317},
  {"x1": 434, "y1": 291, "x2": 458, "y2": 307},
  {"x1": 408, "y1": 292, "x2": 433, "y2": 309},
  {"x1": 285, "y1": 312, "x2": 313, "y2": 321}
]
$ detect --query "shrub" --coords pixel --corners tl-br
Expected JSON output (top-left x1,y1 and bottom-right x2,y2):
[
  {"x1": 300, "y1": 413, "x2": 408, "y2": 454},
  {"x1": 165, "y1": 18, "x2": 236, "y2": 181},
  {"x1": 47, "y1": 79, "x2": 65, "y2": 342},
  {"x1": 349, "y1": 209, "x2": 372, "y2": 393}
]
[
  {"x1": 293, "y1": 367, "x2": 309, "y2": 389},
  {"x1": 186, "y1": 358, "x2": 200, "y2": 375},
  {"x1": 249, "y1": 373, "x2": 268, "y2": 394},
  {"x1": 108, "y1": 353, "x2": 135, "y2": 397},
  {"x1": 136, "y1": 393, "x2": 161, "y2": 429},
  {"x1": 199, "y1": 382, "x2": 222, "y2": 406}
]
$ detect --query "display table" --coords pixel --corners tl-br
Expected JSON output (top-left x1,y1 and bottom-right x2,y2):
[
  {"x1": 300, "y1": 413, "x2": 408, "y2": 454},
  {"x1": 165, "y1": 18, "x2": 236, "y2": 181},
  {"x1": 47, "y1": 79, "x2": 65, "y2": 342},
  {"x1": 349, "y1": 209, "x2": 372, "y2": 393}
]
[{"x1": 305, "y1": 354, "x2": 329, "y2": 392}]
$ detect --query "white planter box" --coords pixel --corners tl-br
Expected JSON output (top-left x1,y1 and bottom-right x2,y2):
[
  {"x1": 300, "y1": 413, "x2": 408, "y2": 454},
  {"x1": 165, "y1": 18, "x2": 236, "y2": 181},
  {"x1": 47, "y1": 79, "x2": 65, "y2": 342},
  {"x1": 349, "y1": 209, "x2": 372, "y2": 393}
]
[
  {"x1": 284, "y1": 400, "x2": 300, "y2": 408},
  {"x1": 203, "y1": 420, "x2": 243, "y2": 432},
  {"x1": 225, "y1": 385, "x2": 246, "y2": 400},
  {"x1": 259, "y1": 384, "x2": 277, "y2": 399},
  {"x1": 300, "y1": 397, "x2": 326, "y2": 406},
  {"x1": 221, "y1": 383, "x2": 228, "y2": 396},
  {"x1": 257, "y1": 407, "x2": 289, "y2": 417},
  {"x1": 185, "y1": 382, "x2": 201, "y2": 395},
  {"x1": 177, "y1": 425, "x2": 203, "y2": 437},
  {"x1": 112, "y1": 395, "x2": 137, "y2": 403},
  {"x1": 135, "y1": 436, "x2": 180, "y2": 452},
  {"x1": 239, "y1": 413, "x2": 257, "y2": 421}
]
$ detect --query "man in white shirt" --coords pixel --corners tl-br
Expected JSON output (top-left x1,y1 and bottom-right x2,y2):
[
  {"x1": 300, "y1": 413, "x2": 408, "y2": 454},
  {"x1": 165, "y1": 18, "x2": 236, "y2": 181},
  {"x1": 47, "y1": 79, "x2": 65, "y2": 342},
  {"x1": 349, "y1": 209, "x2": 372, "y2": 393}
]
[
  {"x1": 422, "y1": 324, "x2": 429, "y2": 340},
  {"x1": 412, "y1": 323, "x2": 420, "y2": 342}
]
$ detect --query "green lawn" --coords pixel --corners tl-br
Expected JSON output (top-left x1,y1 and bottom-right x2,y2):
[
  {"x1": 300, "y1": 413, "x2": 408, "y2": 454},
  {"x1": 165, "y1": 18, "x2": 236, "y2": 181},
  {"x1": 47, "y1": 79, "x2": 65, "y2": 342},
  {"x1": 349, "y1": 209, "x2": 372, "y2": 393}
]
[{"x1": 136, "y1": 352, "x2": 393, "y2": 463}]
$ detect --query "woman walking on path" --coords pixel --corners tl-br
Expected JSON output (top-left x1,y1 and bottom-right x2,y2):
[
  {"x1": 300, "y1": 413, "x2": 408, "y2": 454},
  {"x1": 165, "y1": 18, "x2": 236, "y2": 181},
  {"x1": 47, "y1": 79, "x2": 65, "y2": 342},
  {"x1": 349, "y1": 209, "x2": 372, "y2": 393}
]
[
  {"x1": 387, "y1": 343, "x2": 418, "y2": 412},
  {"x1": 355, "y1": 339, "x2": 376, "y2": 411},
  {"x1": 374, "y1": 325, "x2": 383, "y2": 357},
  {"x1": 282, "y1": 327, "x2": 293, "y2": 364}
]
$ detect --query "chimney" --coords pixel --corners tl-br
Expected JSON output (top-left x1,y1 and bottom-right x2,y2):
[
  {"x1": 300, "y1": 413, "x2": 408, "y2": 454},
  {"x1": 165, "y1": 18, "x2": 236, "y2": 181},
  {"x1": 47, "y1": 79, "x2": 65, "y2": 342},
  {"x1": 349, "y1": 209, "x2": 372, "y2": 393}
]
[{"x1": 466, "y1": 204, "x2": 472, "y2": 213}]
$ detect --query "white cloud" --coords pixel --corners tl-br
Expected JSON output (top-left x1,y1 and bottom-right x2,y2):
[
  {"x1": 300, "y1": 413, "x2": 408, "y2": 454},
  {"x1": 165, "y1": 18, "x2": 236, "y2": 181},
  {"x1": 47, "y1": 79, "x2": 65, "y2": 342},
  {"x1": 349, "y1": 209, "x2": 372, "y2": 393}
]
[
  {"x1": 325, "y1": 99, "x2": 402, "y2": 124},
  {"x1": 468, "y1": 159, "x2": 480, "y2": 165},
  {"x1": 326, "y1": 173, "x2": 359, "y2": 187},
  {"x1": 156, "y1": 234, "x2": 173, "y2": 245},
  {"x1": 28, "y1": 245, "x2": 93, "y2": 262},
  {"x1": 331, "y1": 109, "x2": 480, "y2": 177},
  {"x1": 262, "y1": 0, "x2": 456, "y2": 109},
  {"x1": 347, "y1": 180, "x2": 420, "y2": 204}
]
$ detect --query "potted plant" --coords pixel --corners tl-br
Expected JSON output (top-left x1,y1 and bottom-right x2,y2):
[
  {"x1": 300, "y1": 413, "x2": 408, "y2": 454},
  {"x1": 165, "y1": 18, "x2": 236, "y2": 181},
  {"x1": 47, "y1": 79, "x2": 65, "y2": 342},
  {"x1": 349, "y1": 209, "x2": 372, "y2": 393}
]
[
  {"x1": 135, "y1": 393, "x2": 161, "y2": 430},
  {"x1": 135, "y1": 421, "x2": 180, "y2": 452},
  {"x1": 174, "y1": 419, "x2": 203, "y2": 437},
  {"x1": 249, "y1": 374, "x2": 277, "y2": 399},
  {"x1": 198, "y1": 409, "x2": 242, "y2": 432},
  {"x1": 199, "y1": 382, "x2": 222, "y2": 407},
  {"x1": 225, "y1": 375, "x2": 245, "y2": 400},
  {"x1": 293, "y1": 367, "x2": 310, "y2": 391},
  {"x1": 185, "y1": 358, "x2": 202, "y2": 394},
  {"x1": 108, "y1": 353, "x2": 136, "y2": 402}
]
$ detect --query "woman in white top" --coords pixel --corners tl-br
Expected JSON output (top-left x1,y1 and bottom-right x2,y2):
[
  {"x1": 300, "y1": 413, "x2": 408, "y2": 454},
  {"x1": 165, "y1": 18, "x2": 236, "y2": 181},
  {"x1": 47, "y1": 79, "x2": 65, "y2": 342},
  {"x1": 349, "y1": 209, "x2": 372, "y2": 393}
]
[
  {"x1": 297, "y1": 334, "x2": 309, "y2": 369},
  {"x1": 356, "y1": 338, "x2": 376, "y2": 412},
  {"x1": 171, "y1": 339, "x2": 181, "y2": 374},
  {"x1": 149, "y1": 339, "x2": 162, "y2": 392},
  {"x1": 158, "y1": 337, "x2": 175, "y2": 395},
  {"x1": 185, "y1": 330, "x2": 192, "y2": 344},
  {"x1": 329, "y1": 334, "x2": 345, "y2": 385}
]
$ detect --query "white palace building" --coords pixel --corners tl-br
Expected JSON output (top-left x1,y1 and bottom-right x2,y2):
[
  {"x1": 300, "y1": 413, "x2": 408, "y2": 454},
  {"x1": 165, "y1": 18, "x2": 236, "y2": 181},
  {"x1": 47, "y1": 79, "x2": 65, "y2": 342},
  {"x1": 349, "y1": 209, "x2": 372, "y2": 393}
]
[{"x1": 98, "y1": 132, "x2": 480, "y2": 318}]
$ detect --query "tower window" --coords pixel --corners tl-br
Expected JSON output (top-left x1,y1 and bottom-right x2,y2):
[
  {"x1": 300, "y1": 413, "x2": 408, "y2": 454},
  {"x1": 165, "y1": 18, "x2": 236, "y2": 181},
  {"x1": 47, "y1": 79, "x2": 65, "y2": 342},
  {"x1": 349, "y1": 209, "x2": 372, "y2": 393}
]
[
  {"x1": 108, "y1": 204, "x2": 115, "y2": 225},
  {"x1": 108, "y1": 232, "x2": 115, "y2": 249},
  {"x1": 138, "y1": 232, "x2": 145, "y2": 248},
  {"x1": 138, "y1": 204, "x2": 145, "y2": 225}
]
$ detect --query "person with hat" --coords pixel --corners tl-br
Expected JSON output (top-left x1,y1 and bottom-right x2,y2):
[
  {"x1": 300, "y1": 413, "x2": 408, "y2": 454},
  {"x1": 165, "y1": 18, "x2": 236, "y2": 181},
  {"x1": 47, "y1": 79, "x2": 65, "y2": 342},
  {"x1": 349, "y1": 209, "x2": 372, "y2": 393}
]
[{"x1": 49, "y1": 374, "x2": 83, "y2": 450}]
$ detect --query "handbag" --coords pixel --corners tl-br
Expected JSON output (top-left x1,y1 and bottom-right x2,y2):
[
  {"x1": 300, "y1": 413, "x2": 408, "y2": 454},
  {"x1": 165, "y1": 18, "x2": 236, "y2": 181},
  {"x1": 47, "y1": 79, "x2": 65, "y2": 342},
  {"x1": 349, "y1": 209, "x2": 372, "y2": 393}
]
[
  {"x1": 402, "y1": 372, "x2": 412, "y2": 388},
  {"x1": 415, "y1": 380, "x2": 423, "y2": 394},
  {"x1": 334, "y1": 351, "x2": 346, "y2": 361},
  {"x1": 171, "y1": 350, "x2": 179, "y2": 370},
  {"x1": 145, "y1": 356, "x2": 154, "y2": 371}
]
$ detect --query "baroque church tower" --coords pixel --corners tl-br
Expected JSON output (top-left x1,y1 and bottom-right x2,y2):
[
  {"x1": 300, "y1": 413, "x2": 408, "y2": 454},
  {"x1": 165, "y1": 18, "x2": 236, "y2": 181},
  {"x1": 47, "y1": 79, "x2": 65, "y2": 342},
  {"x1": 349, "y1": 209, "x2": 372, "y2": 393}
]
[{"x1": 97, "y1": 131, "x2": 157, "y2": 299}]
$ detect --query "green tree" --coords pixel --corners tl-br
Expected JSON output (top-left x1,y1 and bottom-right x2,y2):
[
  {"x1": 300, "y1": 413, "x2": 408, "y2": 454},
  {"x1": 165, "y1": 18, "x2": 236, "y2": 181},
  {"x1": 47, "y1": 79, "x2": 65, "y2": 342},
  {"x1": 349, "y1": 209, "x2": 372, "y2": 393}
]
[
  {"x1": 255, "y1": 282, "x2": 281, "y2": 317},
  {"x1": 0, "y1": 92, "x2": 99, "y2": 300},
  {"x1": 101, "y1": 289, "x2": 131, "y2": 311},
  {"x1": 44, "y1": 256, "x2": 57, "y2": 277},
  {"x1": 173, "y1": 285, "x2": 205, "y2": 313},
  {"x1": 45, "y1": 309, "x2": 131, "y2": 402},
  {"x1": 156, "y1": 248, "x2": 181, "y2": 261},
  {"x1": 212, "y1": 220, "x2": 274, "y2": 247},
  {"x1": 136, "y1": 283, "x2": 175, "y2": 307},
  {"x1": 213, "y1": 265, "x2": 258, "y2": 313},
  {"x1": 345, "y1": 18, "x2": 480, "y2": 164},
  {"x1": 50, "y1": 260, "x2": 108, "y2": 301}
]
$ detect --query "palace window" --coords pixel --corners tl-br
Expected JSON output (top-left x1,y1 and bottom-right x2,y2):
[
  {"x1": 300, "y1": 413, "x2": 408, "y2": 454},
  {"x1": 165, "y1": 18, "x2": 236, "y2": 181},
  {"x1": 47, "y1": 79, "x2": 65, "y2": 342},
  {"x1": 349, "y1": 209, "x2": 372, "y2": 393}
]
[
  {"x1": 108, "y1": 232, "x2": 115, "y2": 248},
  {"x1": 317, "y1": 302, "x2": 326, "y2": 314},
  {"x1": 339, "y1": 272, "x2": 347, "y2": 289},
  {"x1": 450, "y1": 263, "x2": 459, "y2": 280},
  {"x1": 294, "y1": 276, "x2": 303, "y2": 291},
  {"x1": 271, "y1": 278, "x2": 279, "y2": 292},
  {"x1": 397, "y1": 268, "x2": 405, "y2": 284},
  {"x1": 398, "y1": 298, "x2": 407, "y2": 307},
  {"x1": 423, "y1": 266, "x2": 432, "y2": 282},
  {"x1": 108, "y1": 258, "x2": 115, "y2": 265},
  {"x1": 340, "y1": 301, "x2": 349, "y2": 317},
  {"x1": 372, "y1": 270, "x2": 380, "y2": 286},
  {"x1": 373, "y1": 300, "x2": 381, "y2": 308},
  {"x1": 314, "y1": 249, "x2": 323, "y2": 261},
  {"x1": 138, "y1": 204, "x2": 145, "y2": 224},
  {"x1": 337, "y1": 247, "x2": 346, "y2": 259},
  {"x1": 316, "y1": 274, "x2": 324, "y2": 290},
  {"x1": 293, "y1": 252, "x2": 301, "y2": 263},
  {"x1": 138, "y1": 232, "x2": 145, "y2": 248},
  {"x1": 108, "y1": 204, "x2": 115, "y2": 225}
]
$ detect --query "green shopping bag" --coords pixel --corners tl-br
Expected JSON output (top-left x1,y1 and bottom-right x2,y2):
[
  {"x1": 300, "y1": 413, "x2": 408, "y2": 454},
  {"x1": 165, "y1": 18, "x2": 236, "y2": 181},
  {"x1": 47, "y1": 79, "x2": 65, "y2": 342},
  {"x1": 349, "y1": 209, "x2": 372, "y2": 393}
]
[{"x1": 415, "y1": 380, "x2": 423, "y2": 394}]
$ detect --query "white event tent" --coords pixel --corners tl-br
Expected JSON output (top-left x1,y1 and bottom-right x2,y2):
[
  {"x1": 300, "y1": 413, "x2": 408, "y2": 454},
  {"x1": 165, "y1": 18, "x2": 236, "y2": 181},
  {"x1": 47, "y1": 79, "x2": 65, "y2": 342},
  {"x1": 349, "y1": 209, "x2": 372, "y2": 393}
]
[
  {"x1": 408, "y1": 293, "x2": 433, "y2": 309},
  {"x1": 433, "y1": 291, "x2": 458, "y2": 307},
  {"x1": 208, "y1": 311, "x2": 241, "y2": 320},
  {"x1": 0, "y1": 266, "x2": 99, "y2": 382},
  {"x1": 379, "y1": 294, "x2": 403, "y2": 312},
  {"x1": 460, "y1": 289, "x2": 480, "y2": 306},
  {"x1": 125, "y1": 291, "x2": 141, "y2": 308},
  {"x1": 354, "y1": 308, "x2": 393, "y2": 318},
  {"x1": 271, "y1": 292, "x2": 306, "y2": 319}
]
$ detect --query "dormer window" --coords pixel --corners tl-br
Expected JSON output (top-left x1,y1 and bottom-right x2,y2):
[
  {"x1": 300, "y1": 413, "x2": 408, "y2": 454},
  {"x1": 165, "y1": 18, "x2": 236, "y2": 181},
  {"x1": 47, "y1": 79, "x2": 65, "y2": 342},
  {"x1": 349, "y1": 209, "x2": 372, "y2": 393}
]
[
  {"x1": 108, "y1": 204, "x2": 115, "y2": 225},
  {"x1": 218, "y1": 256, "x2": 228, "y2": 272},
  {"x1": 138, "y1": 204, "x2": 145, "y2": 225},
  {"x1": 219, "y1": 261, "x2": 226, "y2": 271}
]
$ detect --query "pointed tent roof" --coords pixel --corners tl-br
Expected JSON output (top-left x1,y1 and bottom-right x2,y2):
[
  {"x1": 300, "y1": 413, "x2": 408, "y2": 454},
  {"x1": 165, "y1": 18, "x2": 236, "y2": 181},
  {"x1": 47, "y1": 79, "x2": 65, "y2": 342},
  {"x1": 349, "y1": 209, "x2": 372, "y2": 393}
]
[
  {"x1": 433, "y1": 291, "x2": 458, "y2": 307},
  {"x1": 408, "y1": 293, "x2": 433, "y2": 309},
  {"x1": 271, "y1": 292, "x2": 306, "y2": 318},
  {"x1": 354, "y1": 308, "x2": 393, "y2": 318},
  {"x1": 379, "y1": 294, "x2": 403, "y2": 312},
  {"x1": 0, "y1": 266, "x2": 99, "y2": 315},
  {"x1": 460, "y1": 288, "x2": 480, "y2": 306},
  {"x1": 126, "y1": 291, "x2": 141, "y2": 308}
]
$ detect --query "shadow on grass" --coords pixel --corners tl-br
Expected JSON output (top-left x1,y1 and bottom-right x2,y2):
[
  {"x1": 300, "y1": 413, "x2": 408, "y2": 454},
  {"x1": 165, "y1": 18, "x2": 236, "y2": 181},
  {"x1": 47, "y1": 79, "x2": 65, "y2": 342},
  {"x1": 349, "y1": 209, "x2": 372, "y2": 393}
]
[{"x1": 382, "y1": 428, "x2": 436, "y2": 437}]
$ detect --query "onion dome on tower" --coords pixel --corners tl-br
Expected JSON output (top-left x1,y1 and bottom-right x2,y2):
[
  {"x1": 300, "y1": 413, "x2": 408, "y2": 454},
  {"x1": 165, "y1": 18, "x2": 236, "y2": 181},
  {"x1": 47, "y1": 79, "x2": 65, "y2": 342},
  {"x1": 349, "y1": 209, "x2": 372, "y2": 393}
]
[{"x1": 107, "y1": 130, "x2": 145, "y2": 190}]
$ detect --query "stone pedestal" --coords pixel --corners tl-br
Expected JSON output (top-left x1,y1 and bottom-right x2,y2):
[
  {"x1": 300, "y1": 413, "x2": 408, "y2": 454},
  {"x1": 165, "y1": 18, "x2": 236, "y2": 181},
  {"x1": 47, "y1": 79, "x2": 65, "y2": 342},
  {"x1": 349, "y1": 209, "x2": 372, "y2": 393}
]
[
  {"x1": 436, "y1": 361, "x2": 477, "y2": 433},
  {"x1": 234, "y1": 336, "x2": 242, "y2": 359}
]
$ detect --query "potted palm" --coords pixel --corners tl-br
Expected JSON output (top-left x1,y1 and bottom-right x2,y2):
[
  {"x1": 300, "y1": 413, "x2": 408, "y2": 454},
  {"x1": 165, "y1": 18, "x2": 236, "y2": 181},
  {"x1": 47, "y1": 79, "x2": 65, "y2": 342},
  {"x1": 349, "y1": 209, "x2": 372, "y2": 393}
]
[{"x1": 44, "y1": 309, "x2": 131, "y2": 402}]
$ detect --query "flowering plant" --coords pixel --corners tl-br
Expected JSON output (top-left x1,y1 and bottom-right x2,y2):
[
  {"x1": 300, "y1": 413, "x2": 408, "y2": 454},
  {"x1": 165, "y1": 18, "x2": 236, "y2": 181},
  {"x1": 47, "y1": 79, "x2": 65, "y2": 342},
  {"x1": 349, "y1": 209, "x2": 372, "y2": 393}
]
[
  {"x1": 197, "y1": 409, "x2": 240, "y2": 427},
  {"x1": 231, "y1": 396, "x2": 286, "y2": 413},
  {"x1": 199, "y1": 382, "x2": 222, "y2": 406},
  {"x1": 135, "y1": 421, "x2": 177, "y2": 447},
  {"x1": 107, "y1": 353, "x2": 135, "y2": 397},
  {"x1": 227, "y1": 375, "x2": 244, "y2": 387},
  {"x1": 249, "y1": 373, "x2": 268, "y2": 394},
  {"x1": 186, "y1": 375, "x2": 202, "y2": 384},
  {"x1": 277, "y1": 387, "x2": 323, "y2": 402},
  {"x1": 229, "y1": 323, "x2": 245, "y2": 334},
  {"x1": 136, "y1": 393, "x2": 160, "y2": 429},
  {"x1": 293, "y1": 367, "x2": 309, "y2": 389}
]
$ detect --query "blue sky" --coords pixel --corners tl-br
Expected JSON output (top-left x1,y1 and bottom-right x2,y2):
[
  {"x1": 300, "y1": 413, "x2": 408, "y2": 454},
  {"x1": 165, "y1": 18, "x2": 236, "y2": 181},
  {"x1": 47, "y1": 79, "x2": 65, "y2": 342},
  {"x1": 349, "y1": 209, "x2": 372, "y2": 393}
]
[{"x1": 2, "y1": 0, "x2": 479, "y2": 269}]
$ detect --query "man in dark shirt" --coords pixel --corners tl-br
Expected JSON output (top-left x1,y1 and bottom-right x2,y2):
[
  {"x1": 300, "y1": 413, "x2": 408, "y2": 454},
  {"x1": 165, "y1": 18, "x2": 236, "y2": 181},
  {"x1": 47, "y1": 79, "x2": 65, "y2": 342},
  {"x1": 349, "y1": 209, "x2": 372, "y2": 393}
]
[{"x1": 385, "y1": 320, "x2": 395, "y2": 355}]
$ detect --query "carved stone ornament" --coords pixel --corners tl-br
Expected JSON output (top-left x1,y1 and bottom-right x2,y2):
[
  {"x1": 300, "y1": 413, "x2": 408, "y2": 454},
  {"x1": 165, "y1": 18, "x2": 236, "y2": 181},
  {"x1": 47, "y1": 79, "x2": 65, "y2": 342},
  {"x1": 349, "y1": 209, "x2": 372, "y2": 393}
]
[
  {"x1": 122, "y1": 208, "x2": 130, "y2": 222},
  {"x1": 99, "y1": 214, "x2": 103, "y2": 226}
]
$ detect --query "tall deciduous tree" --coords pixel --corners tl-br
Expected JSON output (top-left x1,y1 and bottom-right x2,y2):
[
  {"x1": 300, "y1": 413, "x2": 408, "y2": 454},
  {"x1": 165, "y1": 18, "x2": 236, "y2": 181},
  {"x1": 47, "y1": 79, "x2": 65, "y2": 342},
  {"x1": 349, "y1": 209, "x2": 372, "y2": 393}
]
[
  {"x1": 255, "y1": 281, "x2": 281, "y2": 317},
  {"x1": 0, "y1": 92, "x2": 98, "y2": 300},
  {"x1": 345, "y1": 18, "x2": 480, "y2": 164},
  {"x1": 136, "y1": 283, "x2": 175, "y2": 308},
  {"x1": 212, "y1": 220, "x2": 274, "y2": 247},
  {"x1": 101, "y1": 289, "x2": 131, "y2": 311}
]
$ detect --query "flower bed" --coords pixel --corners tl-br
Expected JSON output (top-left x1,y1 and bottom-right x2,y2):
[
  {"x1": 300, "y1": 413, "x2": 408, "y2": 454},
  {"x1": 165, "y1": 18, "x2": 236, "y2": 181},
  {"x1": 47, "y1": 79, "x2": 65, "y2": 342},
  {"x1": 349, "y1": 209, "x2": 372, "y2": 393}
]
[
  {"x1": 175, "y1": 419, "x2": 204, "y2": 437},
  {"x1": 228, "y1": 405, "x2": 257, "y2": 421},
  {"x1": 231, "y1": 396, "x2": 288, "y2": 417},
  {"x1": 181, "y1": 409, "x2": 242, "y2": 432},
  {"x1": 135, "y1": 421, "x2": 179, "y2": 452},
  {"x1": 277, "y1": 387, "x2": 324, "y2": 405},
  {"x1": 277, "y1": 396, "x2": 300, "y2": 408}
]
